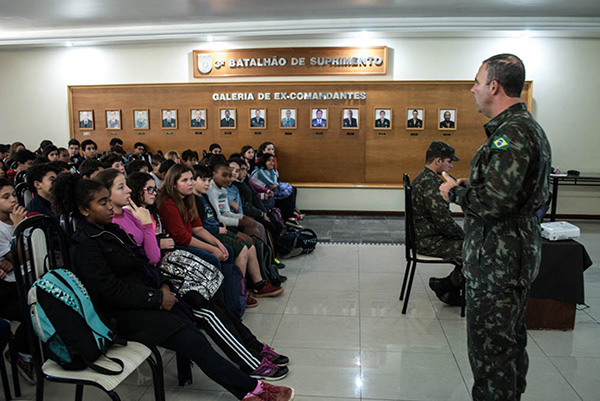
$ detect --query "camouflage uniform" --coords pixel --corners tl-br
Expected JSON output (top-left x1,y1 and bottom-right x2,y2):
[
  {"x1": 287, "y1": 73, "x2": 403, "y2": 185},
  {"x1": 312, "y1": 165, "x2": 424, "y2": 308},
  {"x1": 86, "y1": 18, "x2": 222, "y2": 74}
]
[
  {"x1": 451, "y1": 102, "x2": 551, "y2": 401},
  {"x1": 412, "y1": 166, "x2": 464, "y2": 267}
]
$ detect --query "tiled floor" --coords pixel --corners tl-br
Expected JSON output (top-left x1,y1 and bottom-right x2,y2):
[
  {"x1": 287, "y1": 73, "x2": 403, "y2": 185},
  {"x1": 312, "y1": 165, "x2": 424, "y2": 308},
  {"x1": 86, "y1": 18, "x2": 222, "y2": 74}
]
[{"x1": 7, "y1": 220, "x2": 600, "y2": 401}]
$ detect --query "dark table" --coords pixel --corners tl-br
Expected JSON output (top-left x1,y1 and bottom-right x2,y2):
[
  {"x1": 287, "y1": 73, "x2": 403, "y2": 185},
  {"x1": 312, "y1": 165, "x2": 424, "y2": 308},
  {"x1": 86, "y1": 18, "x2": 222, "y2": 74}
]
[
  {"x1": 530, "y1": 239, "x2": 593, "y2": 304},
  {"x1": 550, "y1": 173, "x2": 600, "y2": 221}
]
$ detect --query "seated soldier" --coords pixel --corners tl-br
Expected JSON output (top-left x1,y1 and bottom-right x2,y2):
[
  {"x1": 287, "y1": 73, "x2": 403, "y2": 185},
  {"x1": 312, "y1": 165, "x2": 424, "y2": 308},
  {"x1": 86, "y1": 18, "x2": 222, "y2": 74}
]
[{"x1": 412, "y1": 141, "x2": 464, "y2": 306}]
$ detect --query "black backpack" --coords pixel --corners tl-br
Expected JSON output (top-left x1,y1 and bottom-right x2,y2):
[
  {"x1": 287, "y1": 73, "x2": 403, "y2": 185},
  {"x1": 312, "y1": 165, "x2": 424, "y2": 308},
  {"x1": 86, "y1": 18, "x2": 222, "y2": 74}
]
[{"x1": 276, "y1": 228, "x2": 318, "y2": 258}]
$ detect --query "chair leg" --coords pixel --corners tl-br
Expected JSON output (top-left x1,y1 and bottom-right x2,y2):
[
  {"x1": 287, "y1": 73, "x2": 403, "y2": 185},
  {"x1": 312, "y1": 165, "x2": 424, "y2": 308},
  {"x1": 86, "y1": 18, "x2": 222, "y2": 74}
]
[
  {"x1": 35, "y1": 377, "x2": 44, "y2": 401},
  {"x1": 146, "y1": 356, "x2": 165, "y2": 401},
  {"x1": 401, "y1": 260, "x2": 418, "y2": 314},
  {"x1": 149, "y1": 347, "x2": 164, "y2": 395},
  {"x1": 0, "y1": 352, "x2": 11, "y2": 401},
  {"x1": 75, "y1": 384, "x2": 84, "y2": 401},
  {"x1": 8, "y1": 344, "x2": 20, "y2": 398},
  {"x1": 460, "y1": 283, "x2": 466, "y2": 318},
  {"x1": 399, "y1": 259, "x2": 412, "y2": 301}
]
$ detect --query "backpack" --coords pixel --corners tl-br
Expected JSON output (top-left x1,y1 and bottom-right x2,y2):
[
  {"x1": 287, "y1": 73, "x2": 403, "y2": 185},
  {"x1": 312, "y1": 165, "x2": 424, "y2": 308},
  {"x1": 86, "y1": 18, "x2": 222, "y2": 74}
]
[
  {"x1": 158, "y1": 250, "x2": 224, "y2": 301},
  {"x1": 253, "y1": 236, "x2": 283, "y2": 287},
  {"x1": 276, "y1": 228, "x2": 318, "y2": 258},
  {"x1": 219, "y1": 263, "x2": 247, "y2": 319},
  {"x1": 29, "y1": 268, "x2": 125, "y2": 374}
]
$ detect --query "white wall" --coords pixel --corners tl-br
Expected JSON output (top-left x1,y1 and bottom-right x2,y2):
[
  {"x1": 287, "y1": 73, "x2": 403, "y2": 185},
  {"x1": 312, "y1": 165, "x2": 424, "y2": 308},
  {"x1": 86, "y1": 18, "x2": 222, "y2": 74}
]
[{"x1": 1, "y1": 35, "x2": 599, "y2": 214}]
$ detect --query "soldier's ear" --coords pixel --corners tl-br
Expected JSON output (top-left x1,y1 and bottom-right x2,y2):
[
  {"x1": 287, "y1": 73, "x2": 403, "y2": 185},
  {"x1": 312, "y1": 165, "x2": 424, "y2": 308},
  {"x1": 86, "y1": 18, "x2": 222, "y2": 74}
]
[{"x1": 489, "y1": 80, "x2": 500, "y2": 95}]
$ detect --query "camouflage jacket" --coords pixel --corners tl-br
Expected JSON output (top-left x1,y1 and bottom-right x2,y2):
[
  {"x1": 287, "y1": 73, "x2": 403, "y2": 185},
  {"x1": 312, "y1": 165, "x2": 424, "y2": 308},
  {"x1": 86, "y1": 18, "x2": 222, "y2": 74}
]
[
  {"x1": 453, "y1": 102, "x2": 551, "y2": 288},
  {"x1": 412, "y1": 167, "x2": 464, "y2": 244}
]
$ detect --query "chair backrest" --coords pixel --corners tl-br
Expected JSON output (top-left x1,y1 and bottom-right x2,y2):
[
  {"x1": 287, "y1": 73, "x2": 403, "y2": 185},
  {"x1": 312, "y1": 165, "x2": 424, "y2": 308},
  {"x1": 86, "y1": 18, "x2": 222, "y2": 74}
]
[
  {"x1": 10, "y1": 215, "x2": 72, "y2": 373},
  {"x1": 59, "y1": 213, "x2": 76, "y2": 237},
  {"x1": 15, "y1": 182, "x2": 33, "y2": 208},
  {"x1": 403, "y1": 173, "x2": 417, "y2": 260},
  {"x1": 14, "y1": 169, "x2": 28, "y2": 185}
]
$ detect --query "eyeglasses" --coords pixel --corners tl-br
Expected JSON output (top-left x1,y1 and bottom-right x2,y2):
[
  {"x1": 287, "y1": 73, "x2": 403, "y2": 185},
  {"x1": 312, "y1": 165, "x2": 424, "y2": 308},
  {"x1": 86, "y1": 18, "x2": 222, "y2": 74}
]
[{"x1": 144, "y1": 186, "x2": 158, "y2": 195}]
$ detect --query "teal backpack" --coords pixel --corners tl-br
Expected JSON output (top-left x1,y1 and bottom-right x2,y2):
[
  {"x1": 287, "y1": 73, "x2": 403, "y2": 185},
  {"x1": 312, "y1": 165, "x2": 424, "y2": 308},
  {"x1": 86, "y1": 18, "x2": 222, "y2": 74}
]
[{"x1": 29, "y1": 268, "x2": 125, "y2": 374}]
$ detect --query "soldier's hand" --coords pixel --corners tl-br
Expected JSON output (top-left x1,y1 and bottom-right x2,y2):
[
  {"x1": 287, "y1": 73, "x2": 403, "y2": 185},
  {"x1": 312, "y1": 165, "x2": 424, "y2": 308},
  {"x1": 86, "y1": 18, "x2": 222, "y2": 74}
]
[
  {"x1": 440, "y1": 172, "x2": 458, "y2": 202},
  {"x1": 457, "y1": 178, "x2": 469, "y2": 187}
]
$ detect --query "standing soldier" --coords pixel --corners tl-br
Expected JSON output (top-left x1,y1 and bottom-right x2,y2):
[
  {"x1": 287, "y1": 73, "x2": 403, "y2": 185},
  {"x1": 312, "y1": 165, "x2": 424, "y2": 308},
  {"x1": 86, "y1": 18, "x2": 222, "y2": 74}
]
[
  {"x1": 440, "y1": 54, "x2": 551, "y2": 401},
  {"x1": 412, "y1": 141, "x2": 464, "y2": 306}
]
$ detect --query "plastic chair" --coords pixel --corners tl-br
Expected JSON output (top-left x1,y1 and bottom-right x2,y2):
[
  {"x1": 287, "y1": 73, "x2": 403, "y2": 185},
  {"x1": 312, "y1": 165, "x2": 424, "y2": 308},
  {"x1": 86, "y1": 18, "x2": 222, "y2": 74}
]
[
  {"x1": 14, "y1": 183, "x2": 33, "y2": 208},
  {"x1": 13, "y1": 170, "x2": 28, "y2": 186},
  {"x1": 10, "y1": 215, "x2": 165, "y2": 401},
  {"x1": 400, "y1": 173, "x2": 465, "y2": 317}
]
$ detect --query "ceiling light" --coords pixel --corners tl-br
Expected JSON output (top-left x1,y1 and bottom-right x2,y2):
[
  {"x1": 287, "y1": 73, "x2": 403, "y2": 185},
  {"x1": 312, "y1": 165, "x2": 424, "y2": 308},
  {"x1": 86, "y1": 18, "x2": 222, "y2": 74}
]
[
  {"x1": 65, "y1": 41, "x2": 73, "y2": 47},
  {"x1": 206, "y1": 35, "x2": 214, "y2": 42}
]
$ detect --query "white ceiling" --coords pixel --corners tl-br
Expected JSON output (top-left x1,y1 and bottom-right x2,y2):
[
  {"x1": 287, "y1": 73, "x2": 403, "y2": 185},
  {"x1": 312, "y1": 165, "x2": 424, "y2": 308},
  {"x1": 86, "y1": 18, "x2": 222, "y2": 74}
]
[{"x1": 1, "y1": 0, "x2": 600, "y2": 46}]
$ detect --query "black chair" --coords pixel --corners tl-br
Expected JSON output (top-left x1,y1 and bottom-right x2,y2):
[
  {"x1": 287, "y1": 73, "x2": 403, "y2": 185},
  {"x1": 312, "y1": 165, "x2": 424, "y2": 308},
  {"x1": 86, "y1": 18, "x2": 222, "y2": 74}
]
[
  {"x1": 11, "y1": 215, "x2": 165, "y2": 401},
  {"x1": 13, "y1": 170, "x2": 28, "y2": 186},
  {"x1": 14, "y1": 182, "x2": 33, "y2": 208},
  {"x1": 400, "y1": 173, "x2": 465, "y2": 317}
]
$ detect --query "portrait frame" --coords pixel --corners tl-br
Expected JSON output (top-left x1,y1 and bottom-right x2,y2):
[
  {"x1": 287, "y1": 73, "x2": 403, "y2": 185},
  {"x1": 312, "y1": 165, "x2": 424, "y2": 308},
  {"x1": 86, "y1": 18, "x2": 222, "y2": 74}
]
[
  {"x1": 438, "y1": 108, "x2": 457, "y2": 131},
  {"x1": 310, "y1": 107, "x2": 328, "y2": 130},
  {"x1": 78, "y1": 110, "x2": 94, "y2": 130},
  {"x1": 161, "y1": 109, "x2": 178, "y2": 130},
  {"x1": 219, "y1": 108, "x2": 237, "y2": 129},
  {"x1": 105, "y1": 109, "x2": 122, "y2": 130},
  {"x1": 249, "y1": 108, "x2": 267, "y2": 130},
  {"x1": 279, "y1": 108, "x2": 297, "y2": 130},
  {"x1": 406, "y1": 108, "x2": 425, "y2": 131},
  {"x1": 132, "y1": 109, "x2": 150, "y2": 130},
  {"x1": 190, "y1": 108, "x2": 207, "y2": 130},
  {"x1": 341, "y1": 108, "x2": 360, "y2": 130},
  {"x1": 373, "y1": 108, "x2": 392, "y2": 130}
]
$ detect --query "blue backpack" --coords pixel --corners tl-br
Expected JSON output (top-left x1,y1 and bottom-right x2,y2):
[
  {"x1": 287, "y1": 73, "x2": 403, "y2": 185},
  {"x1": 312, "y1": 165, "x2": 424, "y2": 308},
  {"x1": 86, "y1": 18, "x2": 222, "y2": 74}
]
[{"x1": 29, "y1": 269, "x2": 126, "y2": 374}]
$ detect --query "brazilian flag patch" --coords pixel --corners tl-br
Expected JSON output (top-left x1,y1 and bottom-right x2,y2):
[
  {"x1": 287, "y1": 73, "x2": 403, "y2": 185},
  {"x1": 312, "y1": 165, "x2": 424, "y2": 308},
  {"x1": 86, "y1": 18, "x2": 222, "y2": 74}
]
[{"x1": 491, "y1": 136, "x2": 510, "y2": 150}]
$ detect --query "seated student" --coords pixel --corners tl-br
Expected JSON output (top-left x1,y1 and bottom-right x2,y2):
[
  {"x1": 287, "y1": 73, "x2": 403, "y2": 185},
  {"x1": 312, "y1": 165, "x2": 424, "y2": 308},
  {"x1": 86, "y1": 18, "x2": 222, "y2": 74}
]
[
  {"x1": 57, "y1": 147, "x2": 70, "y2": 164},
  {"x1": 250, "y1": 154, "x2": 299, "y2": 227},
  {"x1": 241, "y1": 145, "x2": 256, "y2": 173},
  {"x1": 165, "y1": 150, "x2": 181, "y2": 164},
  {"x1": 255, "y1": 142, "x2": 301, "y2": 221},
  {"x1": 52, "y1": 174, "x2": 295, "y2": 401},
  {"x1": 6, "y1": 149, "x2": 36, "y2": 184},
  {"x1": 79, "y1": 158, "x2": 104, "y2": 179},
  {"x1": 47, "y1": 161, "x2": 71, "y2": 175},
  {"x1": 233, "y1": 159, "x2": 283, "y2": 237},
  {"x1": 209, "y1": 163, "x2": 266, "y2": 240},
  {"x1": 154, "y1": 159, "x2": 175, "y2": 189},
  {"x1": 36, "y1": 140, "x2": 53, "y2": 157},
  {"x1": 42, "y1": 145, "x2": 59, "y2": 162},
  {"x1": 209, "y1": 143, "x2": 222, "y2": 155},
  {"x1": 181, "y1": 149, "x2": 199, "y2": 168},
  {"x1": 81, "y1": 139, "x2": 99, "y2": 160},
  {"x1": 192, "y1": 165, "x2": 283, "y2": 299},
  {"x1": 25, "y1": 164, "x2": 59, "y2": 218},
  {"x1": 227, "y1": 160, "x2": 244, "y2": 214},
  {"x1": 100, "y1": 152, "x2": 126, "y2": 175},
  {"x1": 68, "y1": 139, "x2": 84, "y2": 169},
  {"x1": 93, "y1": 169, "x2": 161, "y2": 265},
  {"x1": 412, "y1": 141, "x2": 464, "y2": 306},
  {"x1": 126, "y1": 159, "x2": 150, "y2": 175},
  {"x1": 149, "y1": 155, "x2": 165, "y2": 188},
  {"x1": 0, "y1": 179, "x2": 35, "y2": 384}
]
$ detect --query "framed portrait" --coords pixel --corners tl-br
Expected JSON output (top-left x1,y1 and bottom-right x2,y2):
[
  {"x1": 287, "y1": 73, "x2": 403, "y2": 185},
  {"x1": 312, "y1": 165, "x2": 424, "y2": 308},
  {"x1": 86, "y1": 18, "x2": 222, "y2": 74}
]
[
  {"x1": 220, "y1": 108, "x2": 236, "y2": 129},
  {"x1": 310, "y1": 108, "x2": 328, "y2": 129},
  {"x1": 279, "y1": 108, "x2": 297, "y2": 129},
  {"x1": 133, "y1": 109, "x2": 149, "y2": 129},
  {"x1": 78, "y1": 110, "x2": 94, "y2": 130},
  {"x1": 438, "y1": 108, "x2": 457, "y2": 130},
  {"x1": 250, "y1": 108, "x2": 267, "y2": 129},
  {"x1": 406, "y1": 108, "x2": 425, "y2": 130},
  {"x1": 190, "y1": 108, "x2": 207, "y2": 129},
  {"x1": 161, "y1": 109, "x2": 178, "y2": 129},
  {"x1": 342, "y1": 108, "x2": 360, "y2": 129},
  {"x1": 374, "y1": 108, "x2": 392, "y2": 130},
  {"x1": 105, "y1": 109, "x2": 121, "y2": 130}
]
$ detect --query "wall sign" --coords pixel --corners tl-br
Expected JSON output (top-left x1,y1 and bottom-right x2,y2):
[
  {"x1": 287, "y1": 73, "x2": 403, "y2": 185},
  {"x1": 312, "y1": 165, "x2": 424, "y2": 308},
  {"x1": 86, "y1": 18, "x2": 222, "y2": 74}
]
[{"x1": 193, "y1": 46, "x2": 387, "y2": 78}]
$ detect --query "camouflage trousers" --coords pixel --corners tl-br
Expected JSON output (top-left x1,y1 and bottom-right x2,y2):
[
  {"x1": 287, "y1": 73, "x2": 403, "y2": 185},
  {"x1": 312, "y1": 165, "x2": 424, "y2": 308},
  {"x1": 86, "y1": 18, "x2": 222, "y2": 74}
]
[
  {"x1": 416, "y1": 236, "x2": 464, "y2": 285},
  {"x1": 466, "y1": 281, "x2": 530, "y2": 401}
]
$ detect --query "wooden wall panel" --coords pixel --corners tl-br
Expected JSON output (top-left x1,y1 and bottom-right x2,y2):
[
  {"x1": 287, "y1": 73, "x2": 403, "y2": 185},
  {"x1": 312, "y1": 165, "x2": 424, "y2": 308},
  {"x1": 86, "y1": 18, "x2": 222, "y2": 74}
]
[{"x1": 70, "y1": 81, "x2": 531, "y2": 185}]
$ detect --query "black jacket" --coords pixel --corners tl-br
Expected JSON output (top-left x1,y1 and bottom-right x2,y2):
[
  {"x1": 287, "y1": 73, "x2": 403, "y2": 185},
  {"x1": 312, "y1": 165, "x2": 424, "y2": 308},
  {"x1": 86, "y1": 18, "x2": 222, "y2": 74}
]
[
  {"x1": 233, "y1": 178, "x2": 267, "y2": 219},
  {"x1": 70, "y1": 219, "x2": 188, "y2": 346}
]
